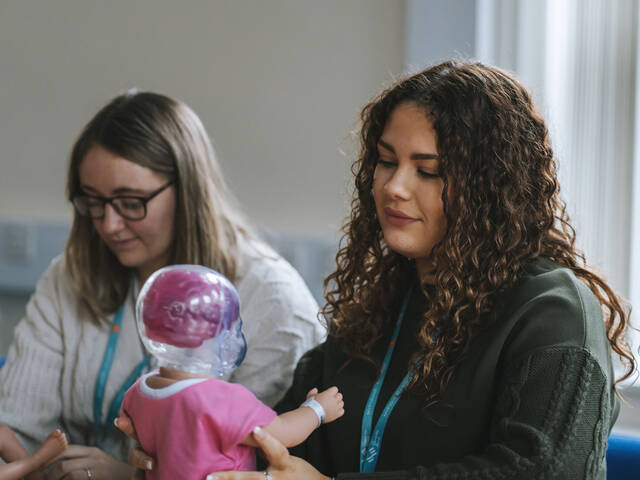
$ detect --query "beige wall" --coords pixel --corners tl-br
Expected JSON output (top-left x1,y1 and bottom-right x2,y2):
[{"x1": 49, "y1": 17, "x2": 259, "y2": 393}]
[{"x1": 0, "y1": 0, "x2": 405, "y2": 234}]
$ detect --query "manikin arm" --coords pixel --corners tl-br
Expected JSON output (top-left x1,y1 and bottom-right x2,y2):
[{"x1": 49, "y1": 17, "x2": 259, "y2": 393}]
[
  {"x1": 0, "y1": 427, "x2": 67, "y2": 480},
  {"x1": 242, "y1": 386, "x2": 344, "y2": 448}
]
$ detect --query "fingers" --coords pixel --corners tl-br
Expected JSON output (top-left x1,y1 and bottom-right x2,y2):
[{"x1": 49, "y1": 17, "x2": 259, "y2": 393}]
[
  {"x1": 115, "y1": 416, "x2": 138, "y2": 441},
  {"x1": 132, "y1": 468, "x2": 146, "y2": 480},
  {"x1": 207, "y1": 428, "x2": 323, "y2": 480},
  {"x1": 306, "y1": 387, "x2": 318, "y2": 399},
  {"x1": 315, "y1": 387, "x2": 344, "y2": 422},
  {"x1": 337, "y1": 390, "x2": 344, "y2": 409},
  {"x1": 316, "y1": 386, "x2": 340, "y2": 400},
  {"x1": 43, "y1": 444, "x2": 131, "y2": 480},
  {"x1": 45, "y1": 457, "x2": 91, "y2": 480},
  {"x1": 49, "y1": 444, "x2": 97, "y2": 464},
  {"x1": 24, "y1": 472, "x2": 45, "y2": 480},
  {"x1": 315, "y1": 386, "x2": 340, "y2": 401},
  {"x1": 128, "y1": 446, "x2": 154, "y2": 471},
  {"x1": 205, "y1": 472, "x2": 266, "y2": 479},
  {"x1": 251, "y1": 426, "x2": 290, "y2": 468}
]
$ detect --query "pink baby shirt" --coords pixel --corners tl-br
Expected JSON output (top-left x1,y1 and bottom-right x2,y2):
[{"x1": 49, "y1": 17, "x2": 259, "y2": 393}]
[{"x1": 122, "y1": 372, "x2": 277, "y2": 480}]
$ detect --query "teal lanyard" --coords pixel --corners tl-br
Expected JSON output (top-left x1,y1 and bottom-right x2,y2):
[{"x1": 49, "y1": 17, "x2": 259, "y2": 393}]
[
  {"x1": 360, "y1": 284, "x2": 415, "y2": 473},
  {"x1": 92, "y1": 305, "x2": 150, "y2": 446}
]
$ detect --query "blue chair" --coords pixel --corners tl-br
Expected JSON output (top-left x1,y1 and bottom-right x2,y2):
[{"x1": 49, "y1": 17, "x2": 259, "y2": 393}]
[
  {"x1": 0, "y1": 355, "x2": 5, "y2": 369},
  {"x1": 607, "y1": 433, "x2": 640, "y2": 479}
]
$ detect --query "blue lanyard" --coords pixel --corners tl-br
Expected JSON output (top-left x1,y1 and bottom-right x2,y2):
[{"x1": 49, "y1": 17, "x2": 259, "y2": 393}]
[
  {"x1": 92, "y1": 304, "x2": 150, "y2": 446},
  {"x1": 360, "y1": 284, "x2": 415, "y2": 473}
]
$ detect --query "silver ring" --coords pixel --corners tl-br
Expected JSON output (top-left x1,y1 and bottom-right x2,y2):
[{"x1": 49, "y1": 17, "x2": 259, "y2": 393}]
[
  {"x1": 263, "y1": 471, "x2": 273, "y2": 480},
  {"x1": 85, "y1": 467, "x2": 93, "y2": 479}
]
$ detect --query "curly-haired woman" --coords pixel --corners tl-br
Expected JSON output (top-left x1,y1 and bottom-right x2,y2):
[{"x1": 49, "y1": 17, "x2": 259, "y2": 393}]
[{"x1": 129, "y1": 61, "x2": 637, "y2": 479}]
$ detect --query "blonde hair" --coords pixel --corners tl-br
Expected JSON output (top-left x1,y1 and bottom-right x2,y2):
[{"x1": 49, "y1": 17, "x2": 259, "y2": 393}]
[{"x1": 65, "y1": 91, "x2": 255, "y2": 322}]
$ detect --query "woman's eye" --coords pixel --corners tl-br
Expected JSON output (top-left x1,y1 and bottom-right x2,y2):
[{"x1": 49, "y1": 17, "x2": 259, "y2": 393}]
[
  {"x1": 120, "y1": 199, "x2": 144, "y2": 210},
  {"x1": 418, "y1": 170, "x2": 440, "y2": 179},
  {"x1": 377, "y1": 158, "x2": 396, "y2": 168}
]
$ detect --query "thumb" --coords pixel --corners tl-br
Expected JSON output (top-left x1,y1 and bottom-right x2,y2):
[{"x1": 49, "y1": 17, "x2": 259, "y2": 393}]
[
  {"x1": 115, "y1": 416, "x2": 138, "y2": 441},
  {"x1": 129, "y1": 446, "x2": 154, "y2": 471},
  {"x1": 306, "y1": 387, "x2": 318, "y2": 399},
  {"x1": 252, "y1": 426, "x2": 290, "y2": 468}
]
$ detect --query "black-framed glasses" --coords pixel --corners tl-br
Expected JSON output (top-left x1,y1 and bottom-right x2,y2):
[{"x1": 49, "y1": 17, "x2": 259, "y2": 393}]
[{"x1": 72, "y1": 182, "x2": 174, "y2": 221}]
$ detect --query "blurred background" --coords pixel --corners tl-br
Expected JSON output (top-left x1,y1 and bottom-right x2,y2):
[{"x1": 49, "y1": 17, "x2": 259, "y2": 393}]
[{"x1": 0, "y1": 0, "x2": 638, "y2": 431}]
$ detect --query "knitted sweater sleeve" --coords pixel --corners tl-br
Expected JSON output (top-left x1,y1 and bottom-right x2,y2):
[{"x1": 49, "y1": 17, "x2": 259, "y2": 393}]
[
  {"x1": 338, "y1": 346, "x2": 611, "y2": 480},
  {"x1": 0, "y1": 258, "x2": 65, "y2": 452},
  {"x1": 230, "y1": 254, "x2": 323, "y2": 407}
]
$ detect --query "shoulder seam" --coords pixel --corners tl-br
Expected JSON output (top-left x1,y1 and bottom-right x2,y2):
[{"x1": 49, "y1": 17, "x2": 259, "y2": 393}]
[{"x1": 564, "y1": 270, "x2": 588, "y2": 348}]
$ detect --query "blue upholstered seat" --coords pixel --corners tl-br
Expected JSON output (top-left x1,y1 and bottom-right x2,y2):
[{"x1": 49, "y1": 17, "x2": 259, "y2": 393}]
[{"x1": 607, "y1": 433, "x2": 640, "y2": 479}]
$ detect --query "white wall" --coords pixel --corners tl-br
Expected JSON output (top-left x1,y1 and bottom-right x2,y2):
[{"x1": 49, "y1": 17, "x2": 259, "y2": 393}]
[
  {"x1": 0, "y1": 0, "x2": 405, "y2": 235},
  {"x1": 405, "y1": 0, "x2": 476, "y2": 72}
]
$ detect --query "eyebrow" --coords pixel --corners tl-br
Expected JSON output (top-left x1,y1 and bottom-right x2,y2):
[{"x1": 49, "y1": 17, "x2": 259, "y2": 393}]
[
  {"x1": 378, "y1": 139, "x2": 439, "y2": 160},
  {"x1": 80, "y1": 185, "x2": 150, "y2": 196}
]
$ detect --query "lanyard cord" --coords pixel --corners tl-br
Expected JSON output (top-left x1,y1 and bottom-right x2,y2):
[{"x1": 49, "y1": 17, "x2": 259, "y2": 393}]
[
  {"x1": 92, "y1": 305, "x2": 150, "y2": 446},
  {"x1": 360, "y1": 284, "x2": 415, "y2": 473}
]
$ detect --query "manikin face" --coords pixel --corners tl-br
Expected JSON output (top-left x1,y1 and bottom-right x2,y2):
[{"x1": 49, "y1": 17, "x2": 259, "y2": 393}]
[
  {"x1": 372, "y1": 102, "x2": 447, "y2": 280},
  {"x1": 78, "y1": 145, "x2": 176, "y2": 283}
]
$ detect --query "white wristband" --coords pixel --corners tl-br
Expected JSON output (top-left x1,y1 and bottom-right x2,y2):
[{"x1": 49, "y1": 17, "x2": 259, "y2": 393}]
[{"x1": 300, "y1": 396, "x2": 326, "y2": 427}]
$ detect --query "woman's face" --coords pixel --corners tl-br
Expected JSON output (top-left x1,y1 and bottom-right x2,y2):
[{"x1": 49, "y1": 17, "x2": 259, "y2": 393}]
[
  {"x1": 372, "y1": 102, "x2": 447, "y2": 279},
  {"x1": 78, "y1": 145, "x2": 176, "y2": 282}
]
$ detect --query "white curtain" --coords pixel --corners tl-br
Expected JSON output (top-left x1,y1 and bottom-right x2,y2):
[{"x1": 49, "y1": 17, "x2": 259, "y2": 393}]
[{"x1": 476, "y1": 0, "x2": 639, "y2": 374}]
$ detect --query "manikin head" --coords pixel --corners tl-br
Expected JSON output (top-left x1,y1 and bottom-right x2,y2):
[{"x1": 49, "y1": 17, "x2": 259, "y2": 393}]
[{"x1": 136, "y1": 265, "x2": 247, "y2": 376}]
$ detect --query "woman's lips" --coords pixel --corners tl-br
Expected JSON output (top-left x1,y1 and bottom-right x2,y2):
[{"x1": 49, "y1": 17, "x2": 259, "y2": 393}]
[
  {"x1": 110, "y1": 238, "x2": 138, "y2": 249},
  {"x1": 384, "y1": 207, "x2": 419, "y2": 227}
]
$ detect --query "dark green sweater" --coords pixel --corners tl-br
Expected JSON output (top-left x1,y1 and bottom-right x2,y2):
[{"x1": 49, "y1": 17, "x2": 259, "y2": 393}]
[{"x1": 276, "y1": 258, "x2": 619, "y2": 479}]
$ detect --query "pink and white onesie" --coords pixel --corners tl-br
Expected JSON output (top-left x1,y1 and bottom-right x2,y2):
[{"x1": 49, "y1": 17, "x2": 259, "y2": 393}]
[{"x1": 122, "y1": 372, "x2": 276, "y2": 480}]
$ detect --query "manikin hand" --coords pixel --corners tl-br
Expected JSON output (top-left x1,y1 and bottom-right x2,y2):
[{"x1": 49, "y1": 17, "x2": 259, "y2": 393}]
[{"x1": 307, "y1": 386, "x2": 344, "y2": 424}]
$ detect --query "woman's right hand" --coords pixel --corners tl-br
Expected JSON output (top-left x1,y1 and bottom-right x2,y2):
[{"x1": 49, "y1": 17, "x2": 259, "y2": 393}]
[
  {"x1": 114, "y1": 416, "x2": 154, "y2": 480},
  {"x1": 206, "y1": 426, "x2": 331, "y2": 480}
]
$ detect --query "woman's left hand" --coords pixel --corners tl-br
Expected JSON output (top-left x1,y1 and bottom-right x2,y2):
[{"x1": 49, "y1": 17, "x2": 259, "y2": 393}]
[
  {"x1": 45, "y1": 444, "x2": 134, "y2": 480},
  {"x1": 206, "y1": 427, "x2": 330, "y2": 480}
]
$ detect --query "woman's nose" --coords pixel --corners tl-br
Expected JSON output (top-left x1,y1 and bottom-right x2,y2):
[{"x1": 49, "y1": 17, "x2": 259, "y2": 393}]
[
  {"x1": 100, "y1": 203, "x2": 125, "y2": 232},
  {"x1": 384, "y1": 167, "x2": 412, "y2": 200}
]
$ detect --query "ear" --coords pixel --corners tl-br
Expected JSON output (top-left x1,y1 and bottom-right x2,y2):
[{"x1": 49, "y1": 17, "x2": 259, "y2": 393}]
[{"x1": 212, "y1": 325, "x2": 247, "y2": 376}]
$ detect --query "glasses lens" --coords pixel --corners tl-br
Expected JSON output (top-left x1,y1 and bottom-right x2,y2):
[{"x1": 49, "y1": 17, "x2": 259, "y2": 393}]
[
  {"x1": 113, "y1": 197, "x2": 146, "y2": 220},
  {"x1": 73, "y1": 196, "x2": 104, "y2": 218}
]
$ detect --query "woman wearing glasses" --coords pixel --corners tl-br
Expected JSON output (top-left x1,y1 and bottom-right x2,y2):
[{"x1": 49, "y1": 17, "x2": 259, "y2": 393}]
[{"x1": 0, "y1": 92, "x2": 324, "y2": 479}]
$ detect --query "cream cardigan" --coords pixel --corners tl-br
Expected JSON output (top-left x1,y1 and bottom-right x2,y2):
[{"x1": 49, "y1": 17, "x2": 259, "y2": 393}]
[{"x1": 0, "y1": 240, "x2": 323, "y2": 461}]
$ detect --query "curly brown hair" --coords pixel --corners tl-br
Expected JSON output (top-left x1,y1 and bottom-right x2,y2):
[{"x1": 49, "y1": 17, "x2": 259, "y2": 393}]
[{"x1": 323, "y1": 60, "x2": 636, "y2": 400}]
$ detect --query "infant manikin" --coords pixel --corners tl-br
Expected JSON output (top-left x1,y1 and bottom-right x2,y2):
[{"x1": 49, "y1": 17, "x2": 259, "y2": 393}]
[{"x1": 121, "y1": 265, "x2": 344, "y2": 480}]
